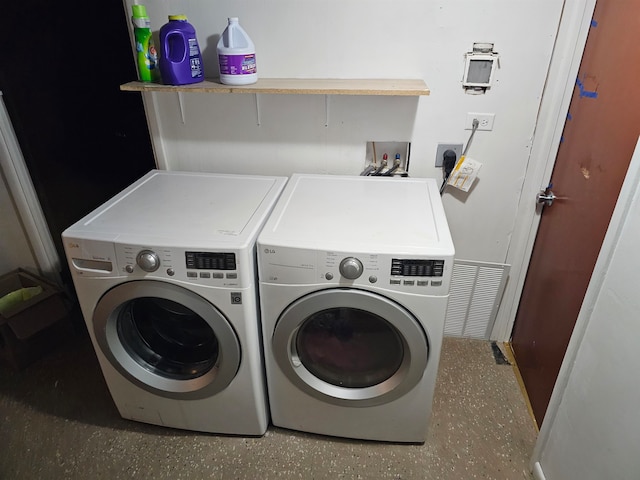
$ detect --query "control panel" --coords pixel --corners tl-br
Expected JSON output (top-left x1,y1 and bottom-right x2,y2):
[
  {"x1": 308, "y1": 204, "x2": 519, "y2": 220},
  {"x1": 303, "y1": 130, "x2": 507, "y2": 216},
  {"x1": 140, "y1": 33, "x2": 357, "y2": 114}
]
[
  {"x1": 186, "y1": 252, "x2": 236, "y2": 270},
  {"x1": 184, "y1": 251, "x2": 239, "y2": 282},
  {"x1": 259, "y1": 246, "x2": 451, "y2": 293},
  {"x1": 109, "y1": 244, "x2": 244, "y2": 287},
  {"x1": 67, "y1": 242, "x2": 247, "y2": 290},
  {"x1": 391, "y1": 259, "x2": 444, "y2": 277}
]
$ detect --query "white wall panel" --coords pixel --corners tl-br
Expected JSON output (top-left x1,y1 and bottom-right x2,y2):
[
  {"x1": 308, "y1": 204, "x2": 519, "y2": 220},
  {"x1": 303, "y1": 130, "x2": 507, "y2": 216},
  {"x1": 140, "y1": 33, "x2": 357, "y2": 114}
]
[
  {"x1": 0, "y1": 172, "x2": 37, "y2": 275},
  {"x1": 124, "y1": 0, "x2": 564, "y2": 265}
]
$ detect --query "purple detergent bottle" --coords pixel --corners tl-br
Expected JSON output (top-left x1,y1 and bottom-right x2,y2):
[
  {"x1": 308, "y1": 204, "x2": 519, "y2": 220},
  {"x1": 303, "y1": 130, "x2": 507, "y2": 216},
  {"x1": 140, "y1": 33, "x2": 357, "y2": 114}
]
[{"x1": 159, "y1": 15, "x2": 204, "y2": 85}]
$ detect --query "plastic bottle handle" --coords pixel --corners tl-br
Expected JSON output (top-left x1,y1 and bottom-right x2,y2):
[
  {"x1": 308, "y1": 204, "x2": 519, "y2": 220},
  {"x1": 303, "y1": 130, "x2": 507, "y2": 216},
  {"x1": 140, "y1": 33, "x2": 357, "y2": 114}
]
[
  {"x1": 164, "y1": 31, "x2": 186, "y2": 63},
  {"x1": 228, "y1": 24, "x2": 233, "y2": 47}
]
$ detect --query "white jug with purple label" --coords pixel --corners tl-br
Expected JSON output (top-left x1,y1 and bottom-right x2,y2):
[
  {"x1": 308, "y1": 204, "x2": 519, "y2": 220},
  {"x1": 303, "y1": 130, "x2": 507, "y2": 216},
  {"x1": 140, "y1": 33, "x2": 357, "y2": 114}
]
[{"x1": 217, "y1": 17, "x2": 257, "y2": 85}]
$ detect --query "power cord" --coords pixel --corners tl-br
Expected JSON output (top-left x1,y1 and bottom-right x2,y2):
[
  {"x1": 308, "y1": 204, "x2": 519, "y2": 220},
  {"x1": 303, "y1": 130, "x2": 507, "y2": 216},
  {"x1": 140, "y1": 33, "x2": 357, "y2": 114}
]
[
  {"x1": 440, "y1": 150, "x2": 457, "y2": 190},
  {"x1": 440, "y1": 118, "x2": 479, "y2": 195}
]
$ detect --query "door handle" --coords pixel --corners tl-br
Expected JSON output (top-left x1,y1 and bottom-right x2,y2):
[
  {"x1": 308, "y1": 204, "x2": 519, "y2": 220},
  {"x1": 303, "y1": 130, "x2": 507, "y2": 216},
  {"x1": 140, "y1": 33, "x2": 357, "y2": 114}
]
[{"x1": 537, "y1": 189, "x2": 557, "y2": 207}]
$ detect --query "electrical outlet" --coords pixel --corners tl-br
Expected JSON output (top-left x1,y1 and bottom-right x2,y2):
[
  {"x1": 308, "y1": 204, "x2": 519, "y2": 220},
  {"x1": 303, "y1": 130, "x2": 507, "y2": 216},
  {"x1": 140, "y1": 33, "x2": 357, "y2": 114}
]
[
  {"x1": 465, "y1": 113, "x2": 495, "y2": 131},
  {"x1": 435, "y1": 143, "x2": 463, "y2": 167}
]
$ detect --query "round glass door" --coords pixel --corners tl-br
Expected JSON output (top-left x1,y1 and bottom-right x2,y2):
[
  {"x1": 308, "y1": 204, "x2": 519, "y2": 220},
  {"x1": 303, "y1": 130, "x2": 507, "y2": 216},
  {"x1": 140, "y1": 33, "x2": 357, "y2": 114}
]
[
  {"x1": 296, "y1": 307, "x2": 404, "y2": 388},
  {"x1": 117, "y1": 297, "x2": 219, "y2": 380},
  {"x1": 272, "y1": 289, "x2": 429, "y2": 407},
  {"x1": 93, "y1": 280, "x2": 241, "y2": 400}
]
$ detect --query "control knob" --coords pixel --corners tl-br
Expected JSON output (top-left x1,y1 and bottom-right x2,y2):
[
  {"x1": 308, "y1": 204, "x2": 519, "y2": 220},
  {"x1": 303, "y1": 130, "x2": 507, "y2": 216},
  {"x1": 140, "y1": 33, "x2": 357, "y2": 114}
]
[
  {"x1": 136, "y1": 250, "x2": 160, "y2": 272},
  {"x1": 339, "y1": 257, "x2": 363, "y2": 280}
]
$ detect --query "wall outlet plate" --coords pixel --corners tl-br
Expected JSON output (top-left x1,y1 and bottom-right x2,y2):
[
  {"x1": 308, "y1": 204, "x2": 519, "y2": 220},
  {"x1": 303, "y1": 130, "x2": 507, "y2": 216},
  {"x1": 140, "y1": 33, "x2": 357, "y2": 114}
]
[
  {"x1": 435, "y1": 143, "x2": 463, "y2": 167},
  {"x1": 465, "y1": 113, "x2": 495, "y2": 131}
]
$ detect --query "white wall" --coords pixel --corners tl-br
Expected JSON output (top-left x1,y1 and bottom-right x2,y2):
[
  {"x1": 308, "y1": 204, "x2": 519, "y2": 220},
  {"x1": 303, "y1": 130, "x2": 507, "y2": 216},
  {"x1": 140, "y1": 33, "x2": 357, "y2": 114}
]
[
  {"x1": 532, "y1": 138, "x2": 640, "y2": 480},
  {"x1": 0, "y1": 170, "x2": 38, "y2": 275},
  {"x1": 0, "y1": 96, "x2": 39, "y2": 275},
  {"x1": 125, "y1": 0, "x2": 564, "y2": 265},
  {"x1": 0, "y1": 93, "x2": 61, "y2": 282}
]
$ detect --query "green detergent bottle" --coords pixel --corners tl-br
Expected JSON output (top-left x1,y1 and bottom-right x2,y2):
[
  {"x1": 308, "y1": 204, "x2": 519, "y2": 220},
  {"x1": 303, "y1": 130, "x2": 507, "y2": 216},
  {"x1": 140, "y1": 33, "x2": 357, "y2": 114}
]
[{"x1": 131, "y1": 5, "x2": 160, "y2": 82}]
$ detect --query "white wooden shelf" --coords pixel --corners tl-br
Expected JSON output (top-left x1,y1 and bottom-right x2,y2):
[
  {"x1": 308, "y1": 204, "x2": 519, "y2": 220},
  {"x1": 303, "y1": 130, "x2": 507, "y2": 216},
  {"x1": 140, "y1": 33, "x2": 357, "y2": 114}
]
[{"x1": 120, "y1": 78, "x2": 430, "y2": 96}]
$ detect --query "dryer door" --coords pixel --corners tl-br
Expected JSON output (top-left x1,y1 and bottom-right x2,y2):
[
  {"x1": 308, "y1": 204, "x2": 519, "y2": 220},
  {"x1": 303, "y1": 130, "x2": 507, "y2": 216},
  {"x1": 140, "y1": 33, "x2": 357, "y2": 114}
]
[
  {"x1": 272, "y1": 288, "x2": 428, "y2": 407},
  {"x1": 93, "y1": 280, "x2": 240, "y2": 400}
]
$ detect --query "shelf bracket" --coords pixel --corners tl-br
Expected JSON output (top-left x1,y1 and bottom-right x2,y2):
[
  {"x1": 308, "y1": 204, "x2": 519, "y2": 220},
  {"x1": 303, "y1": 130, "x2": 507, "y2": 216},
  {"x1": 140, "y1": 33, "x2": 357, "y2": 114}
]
[
  {"x1": 255, "y1": 94, "x2": 261, "y2": 126},
  {"x1": 325, "y1": 95, "x2": 329, "y2": 127},
  {"x1": 177, "y1": 92, "x2": 186, "y2": 124}
]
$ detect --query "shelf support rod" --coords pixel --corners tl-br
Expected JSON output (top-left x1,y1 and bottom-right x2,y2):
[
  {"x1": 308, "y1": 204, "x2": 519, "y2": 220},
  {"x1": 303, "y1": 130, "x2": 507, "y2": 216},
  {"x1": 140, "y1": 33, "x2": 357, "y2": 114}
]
[
  {"x1": 255, "y1": 94, "x2": 261, "y2": 126},
  {"x1": 325, "y1": 95, "x2": 329, "y2": 127},
  {"x1": 177, "y1": 92, "x2": 186, "y2": 124}
]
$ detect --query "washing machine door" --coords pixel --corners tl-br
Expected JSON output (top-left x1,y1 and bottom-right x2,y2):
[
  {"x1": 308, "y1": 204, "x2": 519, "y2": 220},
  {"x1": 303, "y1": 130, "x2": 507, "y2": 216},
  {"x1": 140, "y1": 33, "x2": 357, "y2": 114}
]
[
  {"x1": 272, "y1": 288, "x2": 428, "y2": 407},
  {"x1": 92, "y1": 280, "x2": 240, "y2": 400}
]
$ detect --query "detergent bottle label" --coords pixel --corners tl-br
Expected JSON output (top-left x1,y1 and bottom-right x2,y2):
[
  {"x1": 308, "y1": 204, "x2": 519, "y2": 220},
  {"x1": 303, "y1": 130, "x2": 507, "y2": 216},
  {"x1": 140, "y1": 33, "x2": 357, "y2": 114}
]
[
  {"x1": 188, "y1": 38, "x2": 203, "y2": 78},
  {"x1": 218, "y1": 54, "x2": 256, "y2": 76}
]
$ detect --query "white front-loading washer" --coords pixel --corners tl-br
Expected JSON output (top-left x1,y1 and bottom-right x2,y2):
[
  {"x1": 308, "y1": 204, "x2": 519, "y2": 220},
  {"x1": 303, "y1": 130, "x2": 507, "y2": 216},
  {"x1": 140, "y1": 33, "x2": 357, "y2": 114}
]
[
  {"x1": 62, "y1": 170, "x2": 286, "y2": 435},
  {"x1": 257, "y1": 174, "x2": 455, "y2": 443}
]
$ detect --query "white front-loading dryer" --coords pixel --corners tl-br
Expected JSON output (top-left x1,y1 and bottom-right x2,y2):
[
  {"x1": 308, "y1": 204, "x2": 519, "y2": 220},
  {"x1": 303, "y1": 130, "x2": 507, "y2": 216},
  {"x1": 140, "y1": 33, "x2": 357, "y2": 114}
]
[
  {"x1": 257, "y1": 174, "x2": 455, "y2": 442},
  {"x1": 62, "y1": 170, "x2": 286, "y2": 435}
]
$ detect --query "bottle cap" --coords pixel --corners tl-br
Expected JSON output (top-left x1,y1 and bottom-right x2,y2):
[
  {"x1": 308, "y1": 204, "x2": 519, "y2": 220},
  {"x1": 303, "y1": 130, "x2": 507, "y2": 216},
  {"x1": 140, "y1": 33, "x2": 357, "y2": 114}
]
[
  {"x1": 229, "y1": 17, "x2": 239, "y2": 23},
  {"x1": 131, "y1": 4, "x2": 148, "y2": 19},
  {"x1": 168, "y1": 14, "x2": 188, "y2": 21}
]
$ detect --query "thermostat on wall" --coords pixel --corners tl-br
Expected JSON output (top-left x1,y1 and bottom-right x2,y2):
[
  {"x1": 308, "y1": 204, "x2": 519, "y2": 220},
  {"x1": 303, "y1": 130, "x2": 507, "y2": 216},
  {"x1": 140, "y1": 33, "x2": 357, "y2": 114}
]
[{"x1": 463, "y1": 43, "x2": 499, "y2": 93}]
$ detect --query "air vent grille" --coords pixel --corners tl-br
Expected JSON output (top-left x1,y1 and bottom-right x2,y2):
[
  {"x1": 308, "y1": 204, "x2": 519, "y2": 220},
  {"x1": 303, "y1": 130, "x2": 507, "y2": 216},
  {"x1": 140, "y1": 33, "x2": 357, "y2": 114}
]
[{"x1": 444, "y1": 260, "x2": 510, "y2": 339}]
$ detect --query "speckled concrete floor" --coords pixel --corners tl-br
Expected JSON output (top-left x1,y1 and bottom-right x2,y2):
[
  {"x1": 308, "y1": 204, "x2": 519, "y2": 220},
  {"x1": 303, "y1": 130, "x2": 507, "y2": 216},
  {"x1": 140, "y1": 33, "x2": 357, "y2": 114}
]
[{"x1": 0, "y1": 331, "x2": 536, "y2": 479}]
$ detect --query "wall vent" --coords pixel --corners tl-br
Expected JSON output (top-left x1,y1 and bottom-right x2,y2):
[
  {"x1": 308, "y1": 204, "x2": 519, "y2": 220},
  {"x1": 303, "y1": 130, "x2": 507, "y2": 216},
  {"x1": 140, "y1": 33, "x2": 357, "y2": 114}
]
[{"x1": 444, "y1": 259, "x2": 510, "y2": 339}]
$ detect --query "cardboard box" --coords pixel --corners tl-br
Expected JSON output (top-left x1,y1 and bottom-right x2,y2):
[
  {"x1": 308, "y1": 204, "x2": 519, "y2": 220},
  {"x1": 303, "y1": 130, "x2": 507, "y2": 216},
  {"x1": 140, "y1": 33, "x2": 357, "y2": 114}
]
[{"x1": 0, "y1": 268, "x2": 70, "y2": 370}]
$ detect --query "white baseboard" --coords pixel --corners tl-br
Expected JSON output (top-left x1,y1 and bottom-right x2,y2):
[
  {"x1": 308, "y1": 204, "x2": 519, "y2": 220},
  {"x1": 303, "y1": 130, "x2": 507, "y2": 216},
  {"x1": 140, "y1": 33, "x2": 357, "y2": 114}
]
[{"x1": 532, "y1": 462, "x2": 546, "y2": 480}]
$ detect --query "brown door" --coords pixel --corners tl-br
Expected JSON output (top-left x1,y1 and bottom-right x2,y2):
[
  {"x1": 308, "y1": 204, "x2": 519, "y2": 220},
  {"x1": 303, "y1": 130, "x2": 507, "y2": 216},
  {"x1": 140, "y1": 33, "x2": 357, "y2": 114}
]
[{"x1": 511, "y1": 1, "x2": 640, "y2": 426}]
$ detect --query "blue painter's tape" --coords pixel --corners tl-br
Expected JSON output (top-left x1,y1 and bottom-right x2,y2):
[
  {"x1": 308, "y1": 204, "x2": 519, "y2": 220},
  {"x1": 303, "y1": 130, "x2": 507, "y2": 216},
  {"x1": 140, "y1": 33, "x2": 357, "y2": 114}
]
[
  {"x1": 567, "y1": 112, "x2": 572, "y2": 121},
  {"x1": 591, "y1": 19, "x2": 598, "y2": 27},
  {"x1": 576, "y1": 78, "x2": 598, "y2": 98}
]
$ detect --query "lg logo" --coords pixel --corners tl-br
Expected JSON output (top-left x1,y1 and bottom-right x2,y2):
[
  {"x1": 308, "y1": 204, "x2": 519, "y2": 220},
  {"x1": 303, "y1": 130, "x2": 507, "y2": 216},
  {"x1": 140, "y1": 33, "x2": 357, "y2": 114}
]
[{"x1": 264, "y1": 248, "x2": 276, "y2": 254}]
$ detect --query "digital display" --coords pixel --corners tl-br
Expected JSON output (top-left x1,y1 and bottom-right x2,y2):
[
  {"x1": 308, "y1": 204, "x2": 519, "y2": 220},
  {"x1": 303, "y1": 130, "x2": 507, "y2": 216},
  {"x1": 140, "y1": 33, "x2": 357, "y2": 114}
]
[
  {"x1": 185, "y1": 252, "x2": 236, "y2": 270},
  {"x1": 391, "y1": 259, "x2": 444, "y2": 277}
]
